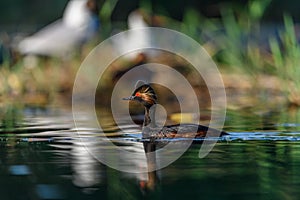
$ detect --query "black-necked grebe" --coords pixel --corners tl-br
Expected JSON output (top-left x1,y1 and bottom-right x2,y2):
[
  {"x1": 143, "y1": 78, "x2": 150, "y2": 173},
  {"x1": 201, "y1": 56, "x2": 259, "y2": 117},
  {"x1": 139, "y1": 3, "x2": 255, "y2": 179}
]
[{"x1": 122, "y1": 81, "x2": 227, "y2": 138}]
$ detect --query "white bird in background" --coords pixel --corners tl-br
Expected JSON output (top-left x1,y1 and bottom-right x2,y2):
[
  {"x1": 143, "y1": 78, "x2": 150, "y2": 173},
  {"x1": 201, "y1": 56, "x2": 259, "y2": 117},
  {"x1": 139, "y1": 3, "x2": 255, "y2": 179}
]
[
  {"x1": 18, "y1": 0, "x2": 99, "y2": 59},
  {"x1": 112, "y1": 10, "x2": 154, "y2": 60}
]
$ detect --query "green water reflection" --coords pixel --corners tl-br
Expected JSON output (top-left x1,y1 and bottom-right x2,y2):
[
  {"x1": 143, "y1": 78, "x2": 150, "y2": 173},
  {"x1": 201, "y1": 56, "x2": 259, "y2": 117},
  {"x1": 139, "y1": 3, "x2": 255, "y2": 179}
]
[
  {"x1": 1, "y1": 106, "x2": 300, "y2": 199},
  {"x1": 1, "y1": 140, "x2": 300, "y2": 200}
]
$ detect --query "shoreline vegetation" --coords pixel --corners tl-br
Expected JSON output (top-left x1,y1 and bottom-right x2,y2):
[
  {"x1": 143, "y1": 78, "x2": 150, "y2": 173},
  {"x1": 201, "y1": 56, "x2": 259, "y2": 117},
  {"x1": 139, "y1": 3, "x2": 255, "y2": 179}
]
[
  {"x1": 1, "y1": 0, "x2": 300, "y2": 109},
  {"x1": 0, "y1": 49, "x2": 286, "y2": 109}
]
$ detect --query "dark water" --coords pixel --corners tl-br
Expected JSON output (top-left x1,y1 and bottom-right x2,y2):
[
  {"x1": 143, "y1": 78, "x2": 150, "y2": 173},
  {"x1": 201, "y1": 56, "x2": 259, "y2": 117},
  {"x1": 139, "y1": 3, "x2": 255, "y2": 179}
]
[{"x1": 1, "y1": 105, "x2": 300, "y2": 200}]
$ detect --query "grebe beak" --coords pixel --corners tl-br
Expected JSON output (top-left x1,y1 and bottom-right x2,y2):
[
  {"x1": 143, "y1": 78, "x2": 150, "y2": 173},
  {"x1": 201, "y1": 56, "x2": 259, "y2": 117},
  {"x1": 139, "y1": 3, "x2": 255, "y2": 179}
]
[{"x1": 122, "y1": 96, "x2": 135, "y2": 100}]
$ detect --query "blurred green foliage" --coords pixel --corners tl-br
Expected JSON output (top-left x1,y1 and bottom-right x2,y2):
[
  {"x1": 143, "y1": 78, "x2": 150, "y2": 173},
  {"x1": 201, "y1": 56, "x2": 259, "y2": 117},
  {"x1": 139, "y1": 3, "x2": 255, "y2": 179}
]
[
  {"x1": 178, "y1": 0, "x2": 272, "y2": 74},
  {"x1": 99, "y1": 0, "x2": 119, "y2": 36},
  {"x1": 175, "y1": 0, "x2": 300, "y2": 105},
  {"x1": 269, "y1": 15, "x2": 300, "y2": 105},
  {"x1": 1, "y1": 0, "x2": 300, "y2": 106}
]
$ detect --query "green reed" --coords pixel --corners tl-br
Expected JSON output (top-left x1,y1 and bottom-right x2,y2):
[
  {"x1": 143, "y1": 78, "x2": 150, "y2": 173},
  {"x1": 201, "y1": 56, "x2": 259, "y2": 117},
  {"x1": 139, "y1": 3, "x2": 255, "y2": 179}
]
[
  {"x1": 179, "y1": 0, "x2": 300, "y2": 105},
  {"x1": 269, "y1": 14, "x2": 300, "y2": 105}
]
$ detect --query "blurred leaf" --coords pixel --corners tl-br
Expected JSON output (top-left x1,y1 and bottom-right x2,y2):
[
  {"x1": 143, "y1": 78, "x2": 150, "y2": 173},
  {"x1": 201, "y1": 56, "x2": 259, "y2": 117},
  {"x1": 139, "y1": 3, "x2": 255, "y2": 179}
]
[
  {"x1": 221, "y1": 8, "x2": 241, "y2": 41},
  {"x1": 248, "y1": 0, "x2": 271, "y2": 20},
  {"x1": 269, "y1": 37, "x2": 283, "y2": 68},
  {"x1": 181, "y1": 8, "x2": 201, "y2": 40},
  {"x1": 100, "y1": 0, "x2": 119, "y2": 22}
]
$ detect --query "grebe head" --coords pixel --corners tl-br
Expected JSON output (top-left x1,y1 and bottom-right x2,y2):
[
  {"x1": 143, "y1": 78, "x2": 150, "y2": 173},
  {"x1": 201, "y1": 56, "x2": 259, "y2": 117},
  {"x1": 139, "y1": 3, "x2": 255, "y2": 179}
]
[{"x1": 122, "y1": 81, "x2": 157, "y2": 109}]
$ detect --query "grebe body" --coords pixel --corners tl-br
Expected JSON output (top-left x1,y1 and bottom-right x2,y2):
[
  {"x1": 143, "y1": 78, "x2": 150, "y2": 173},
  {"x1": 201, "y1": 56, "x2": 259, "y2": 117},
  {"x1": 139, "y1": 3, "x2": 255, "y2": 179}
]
[{"x1": 123, "y1": 81, "x2": 227, "y2": 138}]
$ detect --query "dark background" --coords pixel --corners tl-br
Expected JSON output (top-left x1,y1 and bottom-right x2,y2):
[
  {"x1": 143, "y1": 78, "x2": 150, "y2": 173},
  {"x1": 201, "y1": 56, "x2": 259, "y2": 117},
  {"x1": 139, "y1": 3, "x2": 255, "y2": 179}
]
[{"x1": 0, "y1": 0, "x2": 299, "y2": 33}]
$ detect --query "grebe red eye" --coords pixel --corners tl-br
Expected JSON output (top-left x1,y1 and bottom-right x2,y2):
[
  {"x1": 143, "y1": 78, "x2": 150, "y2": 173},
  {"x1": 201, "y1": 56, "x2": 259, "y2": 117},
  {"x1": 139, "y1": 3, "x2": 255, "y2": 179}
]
[{"x1": 135, "y1": 92, "x2": 141, "y2": 97}]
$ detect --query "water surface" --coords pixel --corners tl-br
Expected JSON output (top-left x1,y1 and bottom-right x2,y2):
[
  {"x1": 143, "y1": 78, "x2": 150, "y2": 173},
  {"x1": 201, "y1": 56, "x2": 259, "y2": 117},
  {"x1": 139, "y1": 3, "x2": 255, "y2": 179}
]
[{"x1": 1, "y1": 105, "x2": 300, "y2": 200}]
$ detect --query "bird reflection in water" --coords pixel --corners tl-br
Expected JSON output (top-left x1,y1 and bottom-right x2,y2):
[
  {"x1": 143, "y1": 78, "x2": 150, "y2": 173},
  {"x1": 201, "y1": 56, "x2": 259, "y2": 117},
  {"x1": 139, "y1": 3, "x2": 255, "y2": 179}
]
[
  {"x1": 140, "y1": 141, "x2": 159, "y2": 191},
  {"x1": 52, "y1": 129, "x2": 162, "y2": 193}
]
